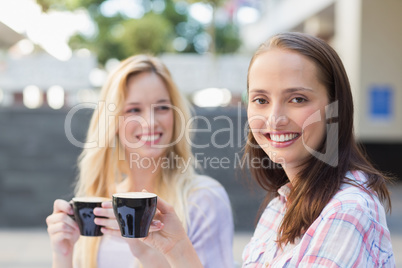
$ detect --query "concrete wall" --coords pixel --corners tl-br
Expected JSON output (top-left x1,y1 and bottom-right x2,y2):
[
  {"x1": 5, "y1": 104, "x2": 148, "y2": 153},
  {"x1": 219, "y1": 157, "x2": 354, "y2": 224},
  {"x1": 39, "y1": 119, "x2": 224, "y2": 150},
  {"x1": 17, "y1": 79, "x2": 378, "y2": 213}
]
[{"x1": 0, "y1": 107, "x2": 90, "y2": 227}]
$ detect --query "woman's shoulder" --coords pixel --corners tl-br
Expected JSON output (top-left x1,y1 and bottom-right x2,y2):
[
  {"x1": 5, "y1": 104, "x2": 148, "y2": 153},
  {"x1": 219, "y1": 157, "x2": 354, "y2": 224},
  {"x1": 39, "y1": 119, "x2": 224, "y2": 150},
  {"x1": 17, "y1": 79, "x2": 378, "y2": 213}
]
[
  {"x1": 321, "y1": 170, "x2": 387, "y2": 223},
  {"x1": 187, "y1": 174, "x2": 231, "y2": 205},
  {"x1": 339, "y1": 170, "x2": 377, "y2": 200},
  {"x1": 192, "y1": 174, "x2": 224, "y2": 188}
]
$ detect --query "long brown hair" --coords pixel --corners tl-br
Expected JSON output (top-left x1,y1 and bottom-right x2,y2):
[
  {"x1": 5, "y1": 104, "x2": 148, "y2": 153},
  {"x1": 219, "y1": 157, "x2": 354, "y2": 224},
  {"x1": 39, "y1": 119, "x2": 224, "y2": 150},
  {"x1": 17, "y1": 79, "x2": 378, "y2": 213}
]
[{"x1": 244, "y1": 32, "x2": 392, "y2": 246}]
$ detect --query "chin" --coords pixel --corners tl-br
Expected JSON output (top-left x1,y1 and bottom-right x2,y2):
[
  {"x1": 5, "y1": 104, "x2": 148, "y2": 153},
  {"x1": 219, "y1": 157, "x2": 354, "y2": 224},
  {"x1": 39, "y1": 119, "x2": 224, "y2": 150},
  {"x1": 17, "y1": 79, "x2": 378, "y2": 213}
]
[{"x1": 143, "y1": 147, "x2": 170, "y2": 157}]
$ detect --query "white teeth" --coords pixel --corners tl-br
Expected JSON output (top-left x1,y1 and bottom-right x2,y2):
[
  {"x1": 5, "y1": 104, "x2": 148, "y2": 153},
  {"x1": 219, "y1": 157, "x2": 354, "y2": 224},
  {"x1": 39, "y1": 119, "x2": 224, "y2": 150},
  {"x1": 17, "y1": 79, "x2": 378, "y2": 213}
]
[
  {"x1": 140, "y1": 134, "x2": 160, "y2": 142},
  {"x1": 270, "y1": 133, "x2": 298, "y2": 142}
]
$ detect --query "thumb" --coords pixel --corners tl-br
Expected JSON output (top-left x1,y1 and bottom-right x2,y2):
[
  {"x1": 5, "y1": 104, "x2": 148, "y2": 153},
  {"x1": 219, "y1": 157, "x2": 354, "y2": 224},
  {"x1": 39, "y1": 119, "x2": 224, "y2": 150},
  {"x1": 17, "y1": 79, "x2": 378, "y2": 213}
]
[
  {"x1": 156, "y1": 196, "x2": 173, "y2": 215},
  {"x1": 141, "y1": 189, "x2": 172, "y2": 214}
]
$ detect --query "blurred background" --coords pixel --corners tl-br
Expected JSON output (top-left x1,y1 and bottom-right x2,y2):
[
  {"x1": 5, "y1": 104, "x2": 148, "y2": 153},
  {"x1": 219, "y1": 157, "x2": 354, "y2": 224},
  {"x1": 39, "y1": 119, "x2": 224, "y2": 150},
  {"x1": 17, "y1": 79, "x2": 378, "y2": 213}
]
[{"x1": 0, "y1": 0, "x2": 401, "y2": 267}]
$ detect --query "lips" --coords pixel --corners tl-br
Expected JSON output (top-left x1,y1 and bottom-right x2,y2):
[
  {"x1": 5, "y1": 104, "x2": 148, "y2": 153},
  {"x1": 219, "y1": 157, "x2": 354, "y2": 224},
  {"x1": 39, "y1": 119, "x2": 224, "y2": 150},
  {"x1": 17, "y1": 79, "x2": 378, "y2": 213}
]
[
  {"x1": 263, "y1": 132, "x2": 301, "y2": 148},
  {"x1": 269, "y1": 133, "x2": 300, "y2": 142},
  {"x1": 136, "y1": 133, "x2": 162, "y2": 143}
]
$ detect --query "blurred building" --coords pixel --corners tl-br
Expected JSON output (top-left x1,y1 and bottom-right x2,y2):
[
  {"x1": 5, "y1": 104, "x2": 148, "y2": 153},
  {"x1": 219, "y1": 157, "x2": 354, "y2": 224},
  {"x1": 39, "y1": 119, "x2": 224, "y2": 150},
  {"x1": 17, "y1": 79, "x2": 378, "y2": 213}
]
[
  {"x1": 0, "y1": 52, "x2": 97, "y2": 108},
  {"x1": 160, "y1": 53, "x2": 250, "y2": 107},
  {"x1": 0, "y1": 20, "x2": 249, "y2": 109},
  {"x1": 0, "y1": 21, "x2": 97, "y2": 109}
]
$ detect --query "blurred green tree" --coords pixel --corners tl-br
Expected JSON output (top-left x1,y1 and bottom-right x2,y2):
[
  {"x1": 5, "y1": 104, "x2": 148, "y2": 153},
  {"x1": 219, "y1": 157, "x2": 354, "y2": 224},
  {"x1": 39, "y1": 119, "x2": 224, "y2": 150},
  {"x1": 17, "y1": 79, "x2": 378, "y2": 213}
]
[
  {"x1": 215, "y1": 23, "x2": 241, "y2": 54},
  {"x1": 119, "y1": 13, "x2": 174, "y2": 56},
  {"x1": 177, "y1": 0, "x2": 224, "y2": 55},
  {"x1": 35, "y1": 0, "x2": 241, "y2": 65}
]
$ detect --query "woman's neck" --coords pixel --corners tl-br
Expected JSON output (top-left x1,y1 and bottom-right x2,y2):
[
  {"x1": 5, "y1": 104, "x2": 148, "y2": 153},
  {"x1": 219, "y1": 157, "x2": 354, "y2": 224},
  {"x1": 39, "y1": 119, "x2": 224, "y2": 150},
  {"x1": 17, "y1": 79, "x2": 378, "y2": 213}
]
[
  {"x1": 123, "y1": 162, "x2": 162, "y2": 193},
  {"x1": 283, "y1": 165, "x2": 300, "y2": 186}
]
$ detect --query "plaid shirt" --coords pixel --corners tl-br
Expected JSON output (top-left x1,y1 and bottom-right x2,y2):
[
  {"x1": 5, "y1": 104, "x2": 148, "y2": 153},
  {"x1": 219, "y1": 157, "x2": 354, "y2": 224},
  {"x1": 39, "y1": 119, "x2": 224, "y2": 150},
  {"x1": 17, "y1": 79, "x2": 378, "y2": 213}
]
[{"x1": 242, "y1": 171, "x2": 395, "y2": 267}]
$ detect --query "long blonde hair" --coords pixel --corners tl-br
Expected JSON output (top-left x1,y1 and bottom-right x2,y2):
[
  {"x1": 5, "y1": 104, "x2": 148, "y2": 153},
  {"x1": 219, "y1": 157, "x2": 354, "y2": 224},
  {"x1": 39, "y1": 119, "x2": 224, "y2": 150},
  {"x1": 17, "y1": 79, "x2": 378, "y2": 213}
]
[{"x1": 73, "y1": 54, "x2": 197, "y2": 267}]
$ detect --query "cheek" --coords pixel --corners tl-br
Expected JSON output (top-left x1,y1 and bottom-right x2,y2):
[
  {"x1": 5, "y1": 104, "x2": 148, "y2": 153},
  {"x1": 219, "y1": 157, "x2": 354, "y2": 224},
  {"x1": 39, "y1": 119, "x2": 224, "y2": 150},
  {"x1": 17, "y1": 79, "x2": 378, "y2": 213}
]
[
  {"x1": 118, "y1": 120, "x2": 141, "y2": 142},
  {"x1": 247, "y1": 110, "x2": 267, "y2": 130},
  {"x1": 161, "y1": 112, "x2": 174, "y2": 135},
  {"x1": 304, "y1": 121, "x2": 326, "y2": 138},
  {"x1": 299, "y1": 107, "x2": 327, "y2": 145},
  {"x1": 292, "y1": 105, "x2": 323, "y2": 127}
]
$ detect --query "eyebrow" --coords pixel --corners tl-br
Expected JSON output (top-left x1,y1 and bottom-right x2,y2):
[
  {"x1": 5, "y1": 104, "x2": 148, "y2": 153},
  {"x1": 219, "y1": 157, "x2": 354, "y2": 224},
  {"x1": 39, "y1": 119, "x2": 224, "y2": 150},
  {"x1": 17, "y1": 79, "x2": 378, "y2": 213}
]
[
  {"x1": 249, "y1": 87, "x2": 314, "y2": 95},
  {"x1": 126, "y1": 99, "x2": 171, "y2": 105}
]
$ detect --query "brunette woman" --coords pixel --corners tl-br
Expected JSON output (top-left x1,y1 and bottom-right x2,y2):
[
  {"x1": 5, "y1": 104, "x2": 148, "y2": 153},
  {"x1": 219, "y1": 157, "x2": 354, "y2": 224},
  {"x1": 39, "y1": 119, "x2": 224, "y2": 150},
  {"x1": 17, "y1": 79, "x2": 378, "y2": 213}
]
[{"x1": 138, "y1": 32, "x2": 395, "y2": 267}]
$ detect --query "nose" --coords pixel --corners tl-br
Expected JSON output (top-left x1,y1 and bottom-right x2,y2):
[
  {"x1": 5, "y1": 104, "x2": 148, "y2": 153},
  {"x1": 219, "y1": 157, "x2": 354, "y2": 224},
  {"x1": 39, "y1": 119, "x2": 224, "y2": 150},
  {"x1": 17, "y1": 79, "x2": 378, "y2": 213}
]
[
  {"x1": 267, "y1": 104, "x2": 289, "y2": 129},
  {"x1": 140, "y1": 107, "x2": 157, "y2": 131}
]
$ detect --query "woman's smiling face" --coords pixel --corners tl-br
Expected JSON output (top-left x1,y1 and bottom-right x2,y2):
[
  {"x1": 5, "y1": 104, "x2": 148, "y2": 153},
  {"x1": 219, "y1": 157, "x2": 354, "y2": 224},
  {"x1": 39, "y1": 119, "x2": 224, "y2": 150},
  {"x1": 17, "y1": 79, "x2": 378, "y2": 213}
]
[
  {"x1": 118, "y1": 71, "x2": 174, "y2": 160},
  {"x1": 247, "y1": 48, "x2": 329, "y2": 170}
]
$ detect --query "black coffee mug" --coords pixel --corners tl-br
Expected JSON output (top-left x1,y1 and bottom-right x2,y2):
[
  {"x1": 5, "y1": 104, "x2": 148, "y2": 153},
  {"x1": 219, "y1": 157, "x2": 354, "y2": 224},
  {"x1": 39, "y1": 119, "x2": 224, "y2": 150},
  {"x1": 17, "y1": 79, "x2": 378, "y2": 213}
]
[
  {"x1": 112, "y1": 192, "x2": 157, "y2": 238},
  {"x1": 71, "y1": 197, "x2": 109, "y2": 237}
]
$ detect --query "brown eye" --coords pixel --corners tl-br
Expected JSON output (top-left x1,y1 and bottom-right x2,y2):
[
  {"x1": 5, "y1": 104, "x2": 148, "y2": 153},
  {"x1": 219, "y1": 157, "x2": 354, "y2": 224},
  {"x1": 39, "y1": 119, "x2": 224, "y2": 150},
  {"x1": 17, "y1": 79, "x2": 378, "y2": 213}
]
[
  {"x1": 253, "y1": 98, "x2": 268, "y2": 105},
  {"x1": 291, "y1": 97, "x2": 306, "y2": 104}
]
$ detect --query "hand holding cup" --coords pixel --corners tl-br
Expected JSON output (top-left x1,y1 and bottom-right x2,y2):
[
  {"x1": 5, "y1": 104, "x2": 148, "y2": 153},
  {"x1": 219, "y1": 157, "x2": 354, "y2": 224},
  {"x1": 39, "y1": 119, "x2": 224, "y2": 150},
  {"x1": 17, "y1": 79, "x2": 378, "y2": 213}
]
[
  {"x1": 140, "y1": 195, "x2": 203, "y2": 267},
  {"x1": 70, "y1": 197, "x2": 110, "y2": 237},
  {"x1": 46, "y1": 199, "x2": 80, "y2": 257}
]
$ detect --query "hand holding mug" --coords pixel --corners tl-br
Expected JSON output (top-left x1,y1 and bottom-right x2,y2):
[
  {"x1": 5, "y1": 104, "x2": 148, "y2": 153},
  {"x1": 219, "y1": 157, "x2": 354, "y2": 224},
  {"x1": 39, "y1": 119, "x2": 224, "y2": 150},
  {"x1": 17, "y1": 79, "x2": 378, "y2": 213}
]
[
  {"x1": 141, "y1": 196, "x2": 203, "y2": 267},
  {"x1": 140, "y1": 195, "x2": 188, "y2": 255},
  {"x1": 46, "y1": 199, "x2": 80, "y2": 257},
  {"x1": 70, "y1": 197, "x2": 110, "y2": 237},
  {"x1": 105, "y1": 192, "x2": 169, "y2": 264},
  {"x1": 92, "y1": 201, "x2": 120, "y2": 234}
]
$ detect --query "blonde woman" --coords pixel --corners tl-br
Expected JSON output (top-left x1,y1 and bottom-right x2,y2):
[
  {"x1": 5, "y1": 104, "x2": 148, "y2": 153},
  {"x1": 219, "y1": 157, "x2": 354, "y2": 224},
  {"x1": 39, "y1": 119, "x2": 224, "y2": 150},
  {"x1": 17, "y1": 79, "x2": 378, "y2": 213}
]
[{"x1": 46, "y1": 55, "x2": 234, "y2": 268}]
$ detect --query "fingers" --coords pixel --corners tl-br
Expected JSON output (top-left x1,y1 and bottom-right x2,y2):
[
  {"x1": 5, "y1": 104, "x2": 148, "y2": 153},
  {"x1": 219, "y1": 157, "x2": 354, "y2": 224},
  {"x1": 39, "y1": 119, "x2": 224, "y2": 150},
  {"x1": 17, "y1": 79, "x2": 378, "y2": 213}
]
[
  {"x1": 53, "y1": 199, "x2": 74, "y2": 215},
  {"x1": 46, "y1": 212, "x2": 78, "y2": 231},
  {"x1": 93, "y1": 203, "x2": 119, "y2": 230},
  {"x1": 94, "y1": 217, "x2": 120, "y2": 230},
  {"x1": 141, "y1": 189, "x2": 172, "y2": 214},
  {"x1": 47, "y1": 220, "x2": 78, "y2": 235},
  {"x1": 100, "y1": 227, "x2": 121, "y2": 237},
  {"x1": 93, "y1": 205, "x2": 115, "y2": 219},
  {"x1": 48, "y1": 199, "x2": 78, "y2": 239},
  {"x1": 47, "y1": 228, "x2": 79, "y2": 256},
  {"x1": 101, "y1": 201, "x2": 113, "y2": 208},
  {"x1": 46, "y1": 212, "x2": 80, "y2": 255},
  {"x1": 142, "y1": 191, "x2": 173, "y2": 215},
  {"x1": 148, "y1": 220, "x2": 164, "y2": 232},
  {"x1": 51, "y1": 231, "x2": 76, "y2": 243}
]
